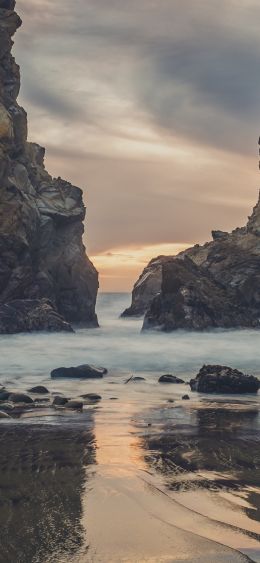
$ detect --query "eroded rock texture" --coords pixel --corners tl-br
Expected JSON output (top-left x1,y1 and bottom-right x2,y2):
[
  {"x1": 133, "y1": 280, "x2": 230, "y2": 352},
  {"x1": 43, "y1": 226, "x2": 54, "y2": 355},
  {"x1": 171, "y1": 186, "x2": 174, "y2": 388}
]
[
  {"x1": 0, "y1": 1, "x2": 98, "y2": 331},
  {"x1": 125, "y1": 192, "x2": 260, "y2": 330}
]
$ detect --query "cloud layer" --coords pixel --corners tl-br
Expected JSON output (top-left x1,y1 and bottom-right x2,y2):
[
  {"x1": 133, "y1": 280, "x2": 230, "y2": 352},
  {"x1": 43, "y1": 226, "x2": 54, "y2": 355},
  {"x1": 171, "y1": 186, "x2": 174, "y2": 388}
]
[{"x1": 14, "y1": 0, "x2": 260, "y2": 288}]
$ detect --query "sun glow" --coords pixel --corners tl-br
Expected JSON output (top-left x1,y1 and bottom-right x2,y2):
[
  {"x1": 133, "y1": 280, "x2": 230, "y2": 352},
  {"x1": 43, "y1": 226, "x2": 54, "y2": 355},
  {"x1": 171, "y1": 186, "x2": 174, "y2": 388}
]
[{"x1": 90, "y1": 242, "x2": 190, "y2": 292}]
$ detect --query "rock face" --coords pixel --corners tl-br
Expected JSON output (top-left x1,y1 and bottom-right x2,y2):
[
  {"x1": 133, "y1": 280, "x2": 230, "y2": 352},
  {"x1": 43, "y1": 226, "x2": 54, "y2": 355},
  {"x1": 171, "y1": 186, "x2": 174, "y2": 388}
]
[
  {"x1": 122, "y1": 256, "x2": 171, "y2": 317},
  {"x1": 0, "y1": 2, "x2": 98, "y2": 332},
  {"x1": 125, "y1": 191, "x2": 260, "y2": 330},
  {"x1": 190, "y1": 365, "x2": 260, "y2": 394},
  {"x1": 0, "y1": 299, "x2": 73, "y2": 333}
]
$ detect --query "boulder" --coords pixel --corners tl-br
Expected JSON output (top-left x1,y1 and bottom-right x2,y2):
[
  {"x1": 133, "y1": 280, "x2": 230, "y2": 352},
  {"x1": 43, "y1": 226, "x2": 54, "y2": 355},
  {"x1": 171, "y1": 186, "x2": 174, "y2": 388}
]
[
  {"x1": 0, "y1": 299, "x2": 73, "y2": 334},
  {"x1": 182, "y1": 394, "x2": 190, "y2": 400},
  {"x1": 66, "y1": 400, "x2": 83, "y2": 410},
  {"x1": 51, "y1": 364, "x2": 107, "y2": 379},
  {"x1": 52, "y1": 396, "x2": 68, "y2": 406},
  {"x1": 28, "y1": 385, "x2": 49, "y2": 394},
  {"x1": 9, "y1": 393, "x2": 33, "y2": 404},
  {"x1": 158, "y1": 374, "x2": 184, "y2": 384},
  {"x1": 190, "y1": 365, "x2": 260, "y2": 394},
  {"x1": 80, "y1": 393, "x2": 102, "y2": 402},
  {"x1": 0, "y1": 391, "x2": 10, "y2": 401}
]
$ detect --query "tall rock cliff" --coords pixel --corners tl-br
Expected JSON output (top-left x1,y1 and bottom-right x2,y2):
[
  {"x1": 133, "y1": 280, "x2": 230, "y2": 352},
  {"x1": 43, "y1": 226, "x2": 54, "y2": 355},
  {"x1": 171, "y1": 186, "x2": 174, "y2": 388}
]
[
  {"x1": 0, "y1": 1, "x2": 98, "y2": 331},
  {"x1": 123, "y1": 191, "x2": 260, "y2": 331}
]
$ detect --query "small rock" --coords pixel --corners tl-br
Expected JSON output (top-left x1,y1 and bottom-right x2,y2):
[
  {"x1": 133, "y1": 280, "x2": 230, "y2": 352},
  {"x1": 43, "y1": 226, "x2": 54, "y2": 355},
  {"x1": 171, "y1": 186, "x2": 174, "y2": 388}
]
[
  {"x1": 159, "y1": 374, "x2": 184, "y2": 384},
  {"x1": 9, "y1": 393, "x2": 33, "y2": 404},
  {"x1": 52, "y1": 396, "x2": 68, "y2": 406},
  {"x1": 0, "y1": 391, "x2": 11, "y2": 401},
  {"x1": 132, "y1": 376, "x2": 146, "y2": 382},
  {"x1": 0, "y1": 411, "x2": 11, "y2": 419},
  {"x1": 28, "y1": 386, "x2": 49, "y2": 394},
  {"x1": 81, "y1": 393, "x2": 101, "y2": 402},
  {"x1": 167, "y1": 399, "x2": 175, "y2": 403},
  {"x1": 66, "y1": 400, "x2": 83, "y2": 410},
  {"x1": 51, "y1": 364, "x2": 107, "y2": 379},
  {"x1": 182, "y1": 394, "x2": 190, "y2": 400},
  {"x1": 110, "y1": 397, "x2": 118, "y2": 400}
]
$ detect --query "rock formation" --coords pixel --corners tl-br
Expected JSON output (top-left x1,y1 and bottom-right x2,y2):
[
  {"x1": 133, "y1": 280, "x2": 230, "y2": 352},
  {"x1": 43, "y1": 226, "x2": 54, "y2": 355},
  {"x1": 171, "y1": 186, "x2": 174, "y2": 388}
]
[
  {"x1": 124, "y1": 191, "x2": 260, "y2": 331},
  {"x1": 190, "y1": 365, "x2": 260, "y2": 394},
  {"x1": 0, "y1": 1, "x2": 98, "y2": 332}
]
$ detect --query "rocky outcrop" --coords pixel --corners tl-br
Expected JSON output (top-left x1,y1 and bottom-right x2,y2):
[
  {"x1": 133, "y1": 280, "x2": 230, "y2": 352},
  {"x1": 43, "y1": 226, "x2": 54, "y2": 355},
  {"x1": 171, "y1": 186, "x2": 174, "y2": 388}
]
[
  {"x1": 122, "y1": 256, "x2": 171, "y2": 317},
  {"x1": 0, "y1": 1, "x2": 98, "y2": 332},
  {"x1": 125, "y1": 190, "x2": 260, "y2": 330},
  {"x1": 190, "y1": 365, "x2": 260, "y2": 394},
  {"x1": 0, "y1": 298, "x2": 73, "y2": 333}
]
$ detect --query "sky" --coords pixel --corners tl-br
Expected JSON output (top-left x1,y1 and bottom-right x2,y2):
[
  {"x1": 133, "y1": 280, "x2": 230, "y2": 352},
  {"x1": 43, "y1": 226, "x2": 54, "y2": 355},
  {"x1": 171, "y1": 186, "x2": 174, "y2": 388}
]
[{"x1": 14, "y1": 0, "x2": 260, "y2": 291}]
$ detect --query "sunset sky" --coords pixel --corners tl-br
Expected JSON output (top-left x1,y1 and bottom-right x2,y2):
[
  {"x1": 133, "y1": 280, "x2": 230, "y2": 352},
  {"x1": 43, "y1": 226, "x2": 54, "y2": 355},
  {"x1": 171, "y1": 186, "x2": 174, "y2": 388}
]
[{"x1": 15, "y1": 0, "x2": 260, "y2": 291}]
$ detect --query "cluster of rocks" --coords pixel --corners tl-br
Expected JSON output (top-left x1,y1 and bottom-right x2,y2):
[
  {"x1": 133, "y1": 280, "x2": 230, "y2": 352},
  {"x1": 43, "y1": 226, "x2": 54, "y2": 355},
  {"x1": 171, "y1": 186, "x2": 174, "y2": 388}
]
[
  {"x1": 0, "y1": 384, "x2": 103, "y2": 419},
  {"x1": 122, "y1": 196, "x2": 260, "y2": 331},
  {"x1": 0, "y1": 1, "x2": 98, "y2": 334},
  {"x1": 157, "y1": 364, "x2": 260, "y2": 394}
]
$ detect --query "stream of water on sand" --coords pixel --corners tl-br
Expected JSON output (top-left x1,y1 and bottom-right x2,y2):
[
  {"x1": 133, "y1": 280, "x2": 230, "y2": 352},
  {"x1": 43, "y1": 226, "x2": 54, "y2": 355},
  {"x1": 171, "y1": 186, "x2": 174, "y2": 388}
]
[{"x1": 0, "y1": 293, "x2": 259, "y2": 562}]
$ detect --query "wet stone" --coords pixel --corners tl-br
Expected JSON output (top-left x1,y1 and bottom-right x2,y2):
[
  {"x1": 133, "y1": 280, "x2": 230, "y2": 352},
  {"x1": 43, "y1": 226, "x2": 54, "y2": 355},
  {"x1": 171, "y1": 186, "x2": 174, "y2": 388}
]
[
  {"x1": 159, "y1": 375, "x2": 184, "y2": 384},
  {"x1": 52, "y1": 396, "x2": 68, "y2": 406},
  {"x1": 9, "y1": 393, "x2": 33, "y2": 404},
  {"x1": 66, "y1": 400, "x2": 83, "y2": 410},
  {"x1": 28, "y1": 386, "x2": 49, "y2": 394}
]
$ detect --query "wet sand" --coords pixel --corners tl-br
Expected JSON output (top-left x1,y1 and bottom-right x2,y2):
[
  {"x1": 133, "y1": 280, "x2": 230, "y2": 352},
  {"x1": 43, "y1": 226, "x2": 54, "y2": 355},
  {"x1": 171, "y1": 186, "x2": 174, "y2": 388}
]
[
  {"x1": 0, "y1": 377, "x2": 259, "y2": 563},
  {"x1": 0, "y1": 294, "x2": 259, "y2": 562}
]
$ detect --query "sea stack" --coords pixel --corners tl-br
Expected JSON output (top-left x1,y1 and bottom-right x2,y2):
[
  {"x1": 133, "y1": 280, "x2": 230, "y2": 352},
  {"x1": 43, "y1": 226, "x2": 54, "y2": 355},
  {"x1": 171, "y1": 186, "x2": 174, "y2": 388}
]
[
  {"x1": 0, "y1": 1, "x2": 98, "y2": 331},
  {"x1": 124, "y1": 191, "x2": 260, "y2": 331}
]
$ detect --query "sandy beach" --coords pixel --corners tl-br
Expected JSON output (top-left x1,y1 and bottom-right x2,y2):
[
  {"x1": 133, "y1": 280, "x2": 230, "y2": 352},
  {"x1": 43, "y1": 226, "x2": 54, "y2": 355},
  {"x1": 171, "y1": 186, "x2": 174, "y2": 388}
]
[{"x1": 0, "y1": 294, "x2": 259, "y2": 563}]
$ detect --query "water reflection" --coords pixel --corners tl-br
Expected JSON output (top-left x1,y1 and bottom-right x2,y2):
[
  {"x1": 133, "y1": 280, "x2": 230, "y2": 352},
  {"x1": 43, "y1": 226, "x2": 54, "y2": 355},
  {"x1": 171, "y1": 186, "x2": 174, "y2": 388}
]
[
  {"x1": 140, "y1": 402, "x2": 260, "y2": 513},
  {"x1": 0, "y1": 420, "x2": 96, "y2": 563}
]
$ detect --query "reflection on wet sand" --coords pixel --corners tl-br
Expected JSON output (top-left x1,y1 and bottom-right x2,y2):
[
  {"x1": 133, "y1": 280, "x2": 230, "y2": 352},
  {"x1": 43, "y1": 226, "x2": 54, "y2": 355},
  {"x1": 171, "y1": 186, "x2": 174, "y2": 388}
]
[
  {"x1": 139, "y1": 400, "x2": 260, "y2": 561},
  {"x1": 0, "y1": 420, "x2": 96, "y2": 563}
]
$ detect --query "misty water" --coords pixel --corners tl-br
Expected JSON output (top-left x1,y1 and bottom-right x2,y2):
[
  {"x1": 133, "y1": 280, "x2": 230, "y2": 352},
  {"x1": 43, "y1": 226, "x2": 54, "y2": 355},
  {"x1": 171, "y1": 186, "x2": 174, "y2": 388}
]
[
  {"x1": 0, "y1": 293, "x2": 260, "y2": 563},
  {"x1": 1, "y1": 292, "x2": 260, "y2": 387}
]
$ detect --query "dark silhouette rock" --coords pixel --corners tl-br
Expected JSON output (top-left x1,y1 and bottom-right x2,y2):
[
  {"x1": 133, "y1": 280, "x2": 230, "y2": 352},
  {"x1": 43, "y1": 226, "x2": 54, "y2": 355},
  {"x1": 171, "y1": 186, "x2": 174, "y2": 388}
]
[
  {"x1": 0, "y1": 2, "x2": 98, "y2": 332},
  {"x1": 0, "y1": 391, "x2": 10, "y2": 401},
  {"x1": 28, "y1": 385, "x2": 49, "y2": 394},
  {"x1": 158, "y1": 374, "x2": 184, "y2": 384},
  {"x1": 190, "y1": 365, "x2": 260, "y2": 394},
  {"x1": 80, "y1": 393, "x2": 102, "y2": 401},
  {"x1": 0, "y1": 299, "x2": 73, "y2": 333},
  {"x1": 66, "y1": 400, "x2": 83, "y2": 410},
  {"x1": 182, "y1": 394, "x2": 190, "y2": 400},
  {"x1": 53, "y1": 396, "x2": 68, "y2": 407},
  {"x1": 51, "y1": 365, "x2": 107, "y2": 379},
  {"x1": 8, "y1": 393, "x2": 33, "y2": 404}
]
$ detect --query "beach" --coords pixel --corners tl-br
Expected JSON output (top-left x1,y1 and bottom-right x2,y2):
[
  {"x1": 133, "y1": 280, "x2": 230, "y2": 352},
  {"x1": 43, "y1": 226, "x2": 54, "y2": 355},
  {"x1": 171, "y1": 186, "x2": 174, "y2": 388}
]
[{"x1": 0, "y1": 293, "x2": 259, "y2": 563}]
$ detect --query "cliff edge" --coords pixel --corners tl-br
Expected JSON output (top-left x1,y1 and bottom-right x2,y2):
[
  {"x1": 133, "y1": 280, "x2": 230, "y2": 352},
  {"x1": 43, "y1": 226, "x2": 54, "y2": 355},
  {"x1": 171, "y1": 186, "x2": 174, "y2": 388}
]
[{"x1": 0, "y1": 1, "x2": 98, "y2": 331}]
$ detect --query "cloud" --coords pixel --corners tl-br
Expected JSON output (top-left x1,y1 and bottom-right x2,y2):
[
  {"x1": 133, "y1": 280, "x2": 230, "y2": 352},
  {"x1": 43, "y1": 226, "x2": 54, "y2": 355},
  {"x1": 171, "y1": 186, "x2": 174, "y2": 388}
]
[{"x1": 13, "y1": 0, "x2": 260, "y2": 289}]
